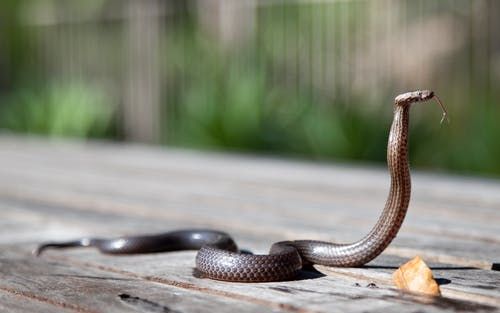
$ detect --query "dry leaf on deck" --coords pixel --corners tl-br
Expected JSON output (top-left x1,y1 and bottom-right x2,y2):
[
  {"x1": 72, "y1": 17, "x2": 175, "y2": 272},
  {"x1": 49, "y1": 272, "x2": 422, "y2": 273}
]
[{"x1": 392, "y1": 256, "x2": 441, "y2": 296}]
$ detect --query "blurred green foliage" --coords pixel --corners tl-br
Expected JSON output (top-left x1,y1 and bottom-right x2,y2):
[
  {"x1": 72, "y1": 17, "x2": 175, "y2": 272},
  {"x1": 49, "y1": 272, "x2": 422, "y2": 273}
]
[
  {"x1": 167, "y1": 53, "x2": 390, "y2": 163},
  {"x1": 165, "y1": 5, "x2": 387, "y2": 162},
  {"x1": 0, "y1": 83, "x2": 115, "y2": 138},
  {"x1": 162, "y1": 2, "x2": 500, "y2": 177},
  {"x1": 0, "y1": 1, "x2": 499, "y2": 178}
]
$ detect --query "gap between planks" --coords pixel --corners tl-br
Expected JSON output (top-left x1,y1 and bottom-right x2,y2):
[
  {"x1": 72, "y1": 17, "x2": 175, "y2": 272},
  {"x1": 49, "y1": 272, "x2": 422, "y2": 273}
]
[
  {"x1": 0, "y1": 151, "x2": 498, "y2": 246},
  {"x1": 1, "y1": 206, "x2": 499, "y2": 311},
  {"x1": 1, "y1": 249, "x2": 307, "y2": 313},
  {"x1": 37, "y1": 251, "x2": 500, "y2": 311},
  {"x1": 1, "y1": 197, "x2": 498, "y2": 303},
  {"x1": 0, "y1": 190, "x2": 496, "y2": 272}
]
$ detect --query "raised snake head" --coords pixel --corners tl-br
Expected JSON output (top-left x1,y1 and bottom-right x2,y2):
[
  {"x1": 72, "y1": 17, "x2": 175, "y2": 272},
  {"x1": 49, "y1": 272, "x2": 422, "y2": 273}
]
[
  {"x1": 394, "y1": 90, "x2": 434, "y2": 106},
  {"x1": 395, "y1": 90, "x2": 449, "y2": 124}
]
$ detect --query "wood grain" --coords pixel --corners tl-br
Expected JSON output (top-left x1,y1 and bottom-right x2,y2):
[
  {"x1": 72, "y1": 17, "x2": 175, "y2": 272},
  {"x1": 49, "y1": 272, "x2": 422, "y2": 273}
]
[
  {"x1": 0, "y1": 252, "x2": 285, "y2": 313},
  {"x1": 0, "y1": 135, "x2": 499, "y2": 313}
]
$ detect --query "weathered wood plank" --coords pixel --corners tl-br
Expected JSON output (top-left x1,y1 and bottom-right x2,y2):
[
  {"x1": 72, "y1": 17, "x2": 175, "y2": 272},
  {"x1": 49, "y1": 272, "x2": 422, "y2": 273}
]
[
  {"x1": 0, "y1": 177, "x2": 497, "y2": 270},
  {"x1": 0, "y1": 136, "x2": 499, "y2": 213},
  {"x1": 317, "y1": 255, "x2": 500, "y2": 305},
  {"x1": 0, "y1": 291, "x2": 74, "y2": 313},
  {"x1": 2, "y1": 139, "x2": 499, "y2": 210},
  {"x1": 1, "y1": 197, "x2": 499, "y2": 311},
  {"x1": 35, "y1": 249, "x2": 500, "y2": 313},
  {"x1": 2, "y1": 246, "x2": 489, "y2": 313},
  {"x1": 0, "y1": 251, "x2": 289, "y2": 313},
  {"x1": 1, "y1": 137, "x2": 498, "y2": 230},
  {"x1": 1, "y1": 136, "x2": 499, "y2": 313}
]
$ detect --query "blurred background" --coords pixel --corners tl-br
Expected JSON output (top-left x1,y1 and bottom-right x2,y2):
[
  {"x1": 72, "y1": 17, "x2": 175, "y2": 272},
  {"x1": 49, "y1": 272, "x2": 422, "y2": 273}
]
[{"x1": 0, "y1": 0, "x2": 499, "y2": 177}]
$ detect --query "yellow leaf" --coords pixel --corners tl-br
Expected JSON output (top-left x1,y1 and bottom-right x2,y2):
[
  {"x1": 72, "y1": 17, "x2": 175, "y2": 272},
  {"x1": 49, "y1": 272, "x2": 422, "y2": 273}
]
[{"x1": 393, "y1": 256, "x2": 441, "y2": 296}]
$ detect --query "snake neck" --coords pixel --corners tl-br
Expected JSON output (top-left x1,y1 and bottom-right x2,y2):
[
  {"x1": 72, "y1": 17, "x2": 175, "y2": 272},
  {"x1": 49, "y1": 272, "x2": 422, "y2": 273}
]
[
  {"x1": 292, "y1": 104, "x2": 413, "y2": 267},
  {"x1": 357, "y1": 103, "x2": 411, "y2": 260}
]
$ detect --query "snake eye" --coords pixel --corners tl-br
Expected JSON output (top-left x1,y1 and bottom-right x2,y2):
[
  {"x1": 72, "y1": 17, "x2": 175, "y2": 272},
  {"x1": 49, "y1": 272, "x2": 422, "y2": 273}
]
[{"x1": 419, "y1": 90, "x2": 434, "y2": 101}]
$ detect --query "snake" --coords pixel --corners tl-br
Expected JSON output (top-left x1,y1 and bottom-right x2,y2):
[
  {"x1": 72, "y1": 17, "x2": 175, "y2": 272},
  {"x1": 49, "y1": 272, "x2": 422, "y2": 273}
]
[{"x1": 35, "y1": 90, "x2": 447, "y2": 282}]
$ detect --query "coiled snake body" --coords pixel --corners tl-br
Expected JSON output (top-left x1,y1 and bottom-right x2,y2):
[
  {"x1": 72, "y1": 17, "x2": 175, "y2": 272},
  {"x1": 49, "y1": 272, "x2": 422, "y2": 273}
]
[{"x1": 35, "y1": 90, "x2": 447, "y2": 282}]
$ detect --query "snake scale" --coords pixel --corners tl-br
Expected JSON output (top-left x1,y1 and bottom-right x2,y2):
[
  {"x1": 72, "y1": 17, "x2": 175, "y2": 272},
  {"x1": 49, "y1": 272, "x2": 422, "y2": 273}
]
[{"x1": 35, "y1": 90, "x2": 447, "y2": 282}]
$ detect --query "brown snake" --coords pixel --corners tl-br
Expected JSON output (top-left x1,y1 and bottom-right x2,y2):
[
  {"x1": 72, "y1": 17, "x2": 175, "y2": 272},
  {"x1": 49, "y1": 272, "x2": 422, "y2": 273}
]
[{"x1": 35, "y1": 90, "x2": 448, "y2": 282}]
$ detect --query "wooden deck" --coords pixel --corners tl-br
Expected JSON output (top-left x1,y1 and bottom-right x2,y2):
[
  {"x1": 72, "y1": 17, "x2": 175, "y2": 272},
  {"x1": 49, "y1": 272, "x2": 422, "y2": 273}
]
[{"x1": 0, "y1": 135, "x2": 499, "y2": 313}]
